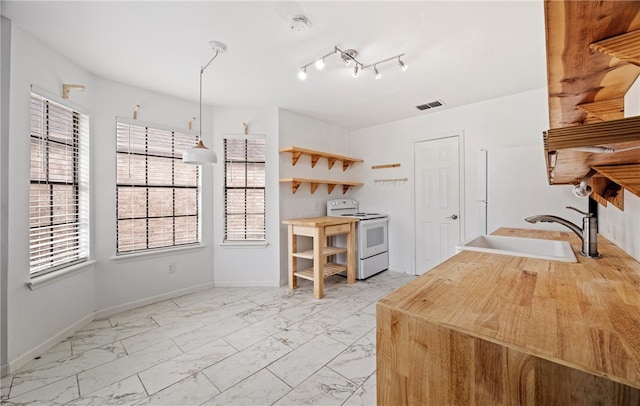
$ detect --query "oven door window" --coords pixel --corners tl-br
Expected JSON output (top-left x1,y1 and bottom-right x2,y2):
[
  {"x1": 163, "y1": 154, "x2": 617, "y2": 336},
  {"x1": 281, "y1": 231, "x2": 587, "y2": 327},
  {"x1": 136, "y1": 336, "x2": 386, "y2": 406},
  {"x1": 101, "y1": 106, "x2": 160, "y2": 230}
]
[{"x1": 367, "y1": 226, "x2": 385, "y2": 247}]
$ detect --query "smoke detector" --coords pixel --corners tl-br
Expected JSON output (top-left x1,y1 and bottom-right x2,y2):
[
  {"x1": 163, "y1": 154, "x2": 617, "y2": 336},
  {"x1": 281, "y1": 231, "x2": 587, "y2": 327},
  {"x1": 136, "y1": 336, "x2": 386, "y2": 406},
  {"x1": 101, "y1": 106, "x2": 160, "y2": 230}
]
[{"x1": 290, "y1": 15, "x2": 310, "y2": 32}]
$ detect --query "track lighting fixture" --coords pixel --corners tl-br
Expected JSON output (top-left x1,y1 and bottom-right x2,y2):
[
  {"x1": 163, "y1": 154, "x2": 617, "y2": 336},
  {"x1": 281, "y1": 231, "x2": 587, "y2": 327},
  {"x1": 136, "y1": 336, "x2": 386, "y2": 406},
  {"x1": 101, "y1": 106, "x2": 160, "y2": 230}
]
[
  {"x1": 373, "y1": 65, "x2": 381, "y2": 79},
  {"x1": 341, "y1": 49, "x2": 357, "y2": 66},
  {"x1": 398, "y1": 56, "x2": 408, "y2": 71},
  {"x1": 298, "y1": 45, "x2": 406, "y2": 80},
  {"x1": 298, "y1": 67, "x2": 307, "y2": 80}
]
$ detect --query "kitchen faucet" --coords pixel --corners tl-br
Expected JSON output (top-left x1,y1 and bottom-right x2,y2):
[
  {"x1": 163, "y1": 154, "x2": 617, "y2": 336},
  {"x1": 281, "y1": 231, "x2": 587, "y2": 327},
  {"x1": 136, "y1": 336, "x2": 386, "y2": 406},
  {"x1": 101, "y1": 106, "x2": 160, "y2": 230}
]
[{"x1": 525, "y1": 206, "x2": 600, "y2": 258}]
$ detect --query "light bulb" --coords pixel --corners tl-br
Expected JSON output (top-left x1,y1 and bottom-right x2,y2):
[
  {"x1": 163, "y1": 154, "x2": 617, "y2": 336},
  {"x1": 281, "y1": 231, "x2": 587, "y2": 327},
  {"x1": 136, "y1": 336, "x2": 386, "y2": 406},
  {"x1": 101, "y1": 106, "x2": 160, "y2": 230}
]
[
  {"x1": 353, "y1": 65, "x2": 359, "y2": 78},
  {"x1": 298, "y1": 67, "x2": 307, "y2": 80},
  {"x1": 315, "y1": 58, "x2": 325, "y2": 70},
  {"x1": 374, "y1": 66, "x2": 381, "y2": 79},
  {"x1": 398, "y1": 57, "x2": 408, "y2": 72}
]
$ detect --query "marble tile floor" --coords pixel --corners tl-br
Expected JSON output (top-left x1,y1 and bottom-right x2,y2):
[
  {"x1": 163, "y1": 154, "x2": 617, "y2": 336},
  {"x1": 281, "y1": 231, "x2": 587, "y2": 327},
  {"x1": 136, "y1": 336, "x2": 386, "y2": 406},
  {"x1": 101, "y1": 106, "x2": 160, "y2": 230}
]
[{"x1": 1, "y1": 271, "x2": 415, "y2": 406}]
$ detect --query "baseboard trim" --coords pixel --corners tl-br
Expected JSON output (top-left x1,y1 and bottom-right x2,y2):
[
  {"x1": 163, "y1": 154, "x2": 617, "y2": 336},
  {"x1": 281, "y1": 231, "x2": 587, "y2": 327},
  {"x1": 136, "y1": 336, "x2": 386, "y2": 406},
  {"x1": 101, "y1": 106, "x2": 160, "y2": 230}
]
[
  {"x1": 7, "y1": 312, "x2": 95, "y2": 376},
  {"x1": 95, "y1": 282, "x2": 215, "y2": 320},
  {"x1": 214, "y1": 280, "x2": 281, "y2": 288}
]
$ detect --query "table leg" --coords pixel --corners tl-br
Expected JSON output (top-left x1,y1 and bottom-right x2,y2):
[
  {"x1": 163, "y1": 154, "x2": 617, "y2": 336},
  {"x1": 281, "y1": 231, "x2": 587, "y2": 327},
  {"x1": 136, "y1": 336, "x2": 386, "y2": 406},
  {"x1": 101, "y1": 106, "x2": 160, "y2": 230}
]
[
  {"x1": 347, "y1": 222, "x2": 356, "y2": 284},
  {"x1": 313, "y1": 226, "x2": 324, "y2": 299},
  {"x1": 288, "y1": 225, "x2": 297, "y2": 290}
]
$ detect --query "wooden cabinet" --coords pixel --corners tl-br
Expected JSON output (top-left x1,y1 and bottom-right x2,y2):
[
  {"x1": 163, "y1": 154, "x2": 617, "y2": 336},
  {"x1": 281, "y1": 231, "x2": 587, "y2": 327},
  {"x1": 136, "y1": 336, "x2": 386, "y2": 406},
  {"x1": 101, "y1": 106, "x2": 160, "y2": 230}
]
[
  {"x1": 376, "y1": 228, "x2": 640, "y2": 405},
  {"x1": 282, "y1": 216, "x2": 358, "y2": 299},
  {"x1": 279, "y1": 146, "x2": 363, "y2": 194},
  {"x1": 544, "y1": 1, "x2": 640, "y2": 207}
]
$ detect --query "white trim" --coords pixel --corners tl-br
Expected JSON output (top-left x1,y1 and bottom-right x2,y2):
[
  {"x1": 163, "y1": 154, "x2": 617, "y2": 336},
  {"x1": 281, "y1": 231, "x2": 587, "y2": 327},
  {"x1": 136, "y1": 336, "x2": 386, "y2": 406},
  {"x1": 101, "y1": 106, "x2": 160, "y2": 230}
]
[
  {"x1": 95, "y1": 281, "x2": 215, "y2": 319},
  {"x1": 223, "y1": 133, "x2": 265, "y2": 140},
  {"x1": 220, "y1": 241, "x2": 269, "y2": 248},
  {"x1": 7, "y1": 312, "x2": 94, "y2": 375},
  {"x1": 214, "y1": 280, "x2": 281, "y2": 288},
  {"x1": 111, "y1": 244, "x2": 206, "y2": 263},
  {"x1": 115, "y1": 116, "x2": 198, "y2": 137},
  {"x1": 28, "y1": 260, "x2": 96, "y2": 290},
  {"x1": 30, "y1": 84, "x2": 89, "y2": 114}
]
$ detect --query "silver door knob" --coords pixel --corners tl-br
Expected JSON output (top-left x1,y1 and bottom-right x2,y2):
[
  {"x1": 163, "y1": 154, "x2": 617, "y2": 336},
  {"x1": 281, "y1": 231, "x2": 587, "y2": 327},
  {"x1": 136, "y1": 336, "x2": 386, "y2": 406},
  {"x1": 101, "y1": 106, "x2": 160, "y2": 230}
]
[{"x1": 447, "y1": 214, "x2": 458, "y2": 220}]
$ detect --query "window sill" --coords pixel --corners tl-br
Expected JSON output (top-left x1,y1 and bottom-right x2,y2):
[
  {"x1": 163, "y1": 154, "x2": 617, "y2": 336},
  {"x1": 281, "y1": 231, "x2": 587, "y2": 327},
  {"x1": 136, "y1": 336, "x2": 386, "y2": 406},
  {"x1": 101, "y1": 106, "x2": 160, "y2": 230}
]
[
  {"x1": 220, "y1": 241, "x2": 269, "y2": 249},
  {"x1": 28, "y1": 260, "x2": 97, "y2": 290},
  {"x1": 111, "y1": 244, "x2": 206, "y2": 263}
]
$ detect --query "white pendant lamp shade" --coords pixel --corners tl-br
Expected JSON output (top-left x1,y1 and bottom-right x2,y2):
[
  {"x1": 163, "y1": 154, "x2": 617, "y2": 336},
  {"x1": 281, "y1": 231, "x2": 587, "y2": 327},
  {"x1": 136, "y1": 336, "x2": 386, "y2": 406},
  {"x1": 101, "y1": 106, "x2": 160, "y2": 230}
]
[
  {"x1": 182, "y1": 140, "x2": 217, "y2": 164},
  {"x1": 182, "y1": 41, "x2": 226, "y2": 165}
]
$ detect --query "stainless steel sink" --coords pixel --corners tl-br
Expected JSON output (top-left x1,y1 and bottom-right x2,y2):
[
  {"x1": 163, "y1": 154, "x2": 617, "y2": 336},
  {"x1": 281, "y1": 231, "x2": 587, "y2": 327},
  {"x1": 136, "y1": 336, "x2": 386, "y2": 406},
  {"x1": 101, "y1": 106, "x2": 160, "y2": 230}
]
[{"x1": 456, "y1": 235, "x2": 577, "y2": 262}]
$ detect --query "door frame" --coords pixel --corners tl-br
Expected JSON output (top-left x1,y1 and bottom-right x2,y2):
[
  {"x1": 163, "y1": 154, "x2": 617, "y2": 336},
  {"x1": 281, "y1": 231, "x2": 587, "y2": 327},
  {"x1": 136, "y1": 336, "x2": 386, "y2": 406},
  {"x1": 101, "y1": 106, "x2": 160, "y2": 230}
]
[{"x1": 411, "y1": 131, "x2": 466, "y2": 275}]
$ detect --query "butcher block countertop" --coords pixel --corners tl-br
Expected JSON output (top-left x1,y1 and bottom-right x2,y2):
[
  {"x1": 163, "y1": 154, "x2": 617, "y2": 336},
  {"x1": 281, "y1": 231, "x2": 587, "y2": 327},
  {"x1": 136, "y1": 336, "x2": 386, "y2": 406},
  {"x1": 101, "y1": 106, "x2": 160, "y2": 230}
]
[
  {"x1": 281, "y1": 216, "x2": 359, "y2": 227},
  {"x1": 377, "y1": 228, "x2": 640, "y2": 403}
]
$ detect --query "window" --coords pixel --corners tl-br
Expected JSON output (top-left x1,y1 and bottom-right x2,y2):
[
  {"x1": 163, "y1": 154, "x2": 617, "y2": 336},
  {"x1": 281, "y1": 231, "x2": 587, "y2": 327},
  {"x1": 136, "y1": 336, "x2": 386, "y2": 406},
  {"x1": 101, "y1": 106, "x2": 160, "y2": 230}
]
[
  {"x1": 29, "y1": 94, "x2": 89, "y2": 276},
  {"x1": 224, "y1": 137, "x2": 266, "y2": 241},
  {"x1": 116, "y1": 121, "x2": 200, "y2": 254}
]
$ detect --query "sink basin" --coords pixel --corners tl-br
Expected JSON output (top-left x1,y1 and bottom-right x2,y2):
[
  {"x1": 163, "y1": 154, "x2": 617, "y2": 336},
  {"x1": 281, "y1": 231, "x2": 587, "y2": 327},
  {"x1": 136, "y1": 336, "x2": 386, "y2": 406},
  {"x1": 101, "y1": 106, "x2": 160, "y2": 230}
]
[{"x1": 456, "y1": 235, "x2": 577, "y2": 262}]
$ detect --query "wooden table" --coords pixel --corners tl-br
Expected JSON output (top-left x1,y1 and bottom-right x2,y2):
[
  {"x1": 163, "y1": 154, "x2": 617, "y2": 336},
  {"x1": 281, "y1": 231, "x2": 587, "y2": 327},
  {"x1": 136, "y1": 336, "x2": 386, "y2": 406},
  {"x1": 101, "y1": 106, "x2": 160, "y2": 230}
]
[
  {"x1": 377, "y1": 228, "x2": 640, "y2": 405},
  {"x1": 282, "y1": 216, "x2": 359, "y2": 299}
]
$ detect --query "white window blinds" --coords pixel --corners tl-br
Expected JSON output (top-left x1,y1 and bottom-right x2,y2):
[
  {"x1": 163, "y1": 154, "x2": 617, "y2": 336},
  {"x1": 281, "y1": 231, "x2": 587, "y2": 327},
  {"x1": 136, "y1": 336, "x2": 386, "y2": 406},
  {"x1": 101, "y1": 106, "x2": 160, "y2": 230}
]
[
  {"x1": 116, "y1": 121, "x2": 200, "y2": 254},
  {"x1": 29, "y1": 94, "x2": 89, "y2": 276},
  {"x1": 224, "y1": 137, "x2": 266, "y2": 241}
]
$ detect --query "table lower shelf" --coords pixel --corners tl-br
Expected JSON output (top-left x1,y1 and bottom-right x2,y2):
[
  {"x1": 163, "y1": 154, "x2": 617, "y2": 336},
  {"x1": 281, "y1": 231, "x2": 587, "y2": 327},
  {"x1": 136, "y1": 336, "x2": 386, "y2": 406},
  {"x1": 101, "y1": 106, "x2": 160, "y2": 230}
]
[
  {"x1": 291, "y1": 246, "x2": 347, "y2": 259},
  {"x1": 294, "y1": 262, "x2": 346, "y2": 281}
]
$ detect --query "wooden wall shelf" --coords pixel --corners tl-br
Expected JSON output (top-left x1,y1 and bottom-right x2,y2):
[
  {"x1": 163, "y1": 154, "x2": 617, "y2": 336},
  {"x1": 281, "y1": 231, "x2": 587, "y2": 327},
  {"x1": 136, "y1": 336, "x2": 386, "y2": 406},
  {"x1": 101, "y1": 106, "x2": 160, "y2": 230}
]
[
  {"x1": 279, "y1": 146, "x2": 363, "y2": 171},
  {"x1": 279, "y1": 177, "x2": 363, "y2": 195},
  {"x1": 543, "y1": 0, "x2": 640, "y2": 207}
]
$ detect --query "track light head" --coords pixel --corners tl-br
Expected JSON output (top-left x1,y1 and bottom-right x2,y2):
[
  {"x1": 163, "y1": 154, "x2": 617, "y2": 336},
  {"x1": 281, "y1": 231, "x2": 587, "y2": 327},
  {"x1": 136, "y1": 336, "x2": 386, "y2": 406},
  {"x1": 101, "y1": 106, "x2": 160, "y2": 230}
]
[
  {"x1": 341, "y1": 49, "x2": 358, "y2": 66},
  {"x1": 374, "y1": 65, "x2": 381, "y2": 79},
  {"x1": 353, "y1": 65, "x2": 359, "y2": 77},
  {"x1": 315, "y1": 58, "x2": 325, "y2": 70},
  {"x1": 298, "y1": 67, "x2": 307, "y2": 80},
  {"x1": 398, "y1": 57, "x2": 408, "y2": 71}
]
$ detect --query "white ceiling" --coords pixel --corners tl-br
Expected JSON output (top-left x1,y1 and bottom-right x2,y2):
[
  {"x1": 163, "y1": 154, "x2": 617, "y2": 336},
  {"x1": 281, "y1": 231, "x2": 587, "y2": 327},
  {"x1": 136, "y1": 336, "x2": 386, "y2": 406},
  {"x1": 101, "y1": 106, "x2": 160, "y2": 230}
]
[{"x1": 1, "y1": 1, "x2": 548, "y2": 130}]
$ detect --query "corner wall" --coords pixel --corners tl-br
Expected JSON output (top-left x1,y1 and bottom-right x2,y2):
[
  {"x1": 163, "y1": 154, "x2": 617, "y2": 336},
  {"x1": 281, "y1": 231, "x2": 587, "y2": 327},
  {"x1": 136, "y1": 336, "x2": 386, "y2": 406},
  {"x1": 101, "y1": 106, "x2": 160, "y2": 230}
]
[
  {"x1": 348, "y1": 88, "x2": 582, "y2": 275},
  {"x1": 3, "y1": 23, "x2": 220, "y2": 374},
  {"x1": 1, "y1": 15, "x2": 12, "y2": 377},
  {"x1": 598, "y1": 75, "x2": 640, "y2": 262},
  {"x1": 6, "y1": 24, "x2": 97, "y2": 371},
  {"x1": 92, "y1": 77, "x2": 216, "y2": 314},
  {"x1": 278, "y1": 109, "x2": 353, "y2": 282},
  {"x1": 212, "y1": 107, "x2": 281, "y2": 286}
]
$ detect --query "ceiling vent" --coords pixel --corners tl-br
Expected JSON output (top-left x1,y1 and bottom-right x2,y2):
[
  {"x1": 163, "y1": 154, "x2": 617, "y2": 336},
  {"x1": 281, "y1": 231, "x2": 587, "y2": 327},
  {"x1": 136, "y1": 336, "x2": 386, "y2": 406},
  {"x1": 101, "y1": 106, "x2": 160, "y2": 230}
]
[{"x1": 416, "y1": 100, "x2": 444, "y2": 111}]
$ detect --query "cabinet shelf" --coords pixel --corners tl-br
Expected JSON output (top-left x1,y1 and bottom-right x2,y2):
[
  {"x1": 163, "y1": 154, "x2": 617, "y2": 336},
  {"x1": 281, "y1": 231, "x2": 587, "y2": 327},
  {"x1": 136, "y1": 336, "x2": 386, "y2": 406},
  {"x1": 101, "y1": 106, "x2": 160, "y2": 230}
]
[
  {"x1": 543, "y1": 1, "x2": 640, "y2": 209},
  {"x1": 280, "y1": 146, "x2": 363, "y2": 171},
  {"x1": 279, "y1": 177, "x2": 363, "y2": 195},
  {"x1": 294, "y1": 263, "x2": 347, "y2": 281},
  {"x1": 292, "y1": 246, "x2": 347, "y2": 259}
]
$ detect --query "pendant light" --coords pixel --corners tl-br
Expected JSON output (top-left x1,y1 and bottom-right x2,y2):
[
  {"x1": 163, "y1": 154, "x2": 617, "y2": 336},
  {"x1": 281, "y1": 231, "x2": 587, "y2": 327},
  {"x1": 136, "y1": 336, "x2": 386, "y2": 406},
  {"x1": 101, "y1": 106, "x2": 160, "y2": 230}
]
[{"x1": 182, "y1": 41, "x2": 227, "y2": 165}]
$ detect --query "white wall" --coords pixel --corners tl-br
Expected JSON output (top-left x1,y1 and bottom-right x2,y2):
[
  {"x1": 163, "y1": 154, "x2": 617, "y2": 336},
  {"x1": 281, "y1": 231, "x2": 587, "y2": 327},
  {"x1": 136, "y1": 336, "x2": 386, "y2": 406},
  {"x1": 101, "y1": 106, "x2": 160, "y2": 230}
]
[
  {"x1": 278, "y1": 109, "x2": 353, "y2": 281},
  {"x1": 349, "y1": 88, "x2": 580, "y2": 274},
  {"x1": 598, "y1": 75, "x2": 640, "y2": 262},
  {"x1": 6, "y1": 25, "x2": 97, "y2": 371},
  {"x1": 212, "y1": 107, "x2": 281, "y2": 286},
  {"x1": 1, "y1": 15, "x2": 12, "y2": 376},
  {"x1": 92, "y1": 77, "x2": 216, "y2": 314},
  {"x1": 3, "y1": 24, "x2": 220, "y2": 373}
]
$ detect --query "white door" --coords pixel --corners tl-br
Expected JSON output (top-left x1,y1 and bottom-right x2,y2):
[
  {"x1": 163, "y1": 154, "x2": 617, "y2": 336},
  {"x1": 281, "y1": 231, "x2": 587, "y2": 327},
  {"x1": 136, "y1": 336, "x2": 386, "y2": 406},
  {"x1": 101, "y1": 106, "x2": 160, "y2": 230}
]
[{"x1": 414, "y1": 136, "x2": 461, "y2": 275}]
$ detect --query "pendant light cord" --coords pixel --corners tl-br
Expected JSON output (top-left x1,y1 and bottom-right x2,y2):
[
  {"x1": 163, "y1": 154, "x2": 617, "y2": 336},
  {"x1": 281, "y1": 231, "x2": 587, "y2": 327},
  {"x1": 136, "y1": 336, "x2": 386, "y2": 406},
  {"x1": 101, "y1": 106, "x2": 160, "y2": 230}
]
[{"x1": 199, "y1": 50, "x2": 220, "y2": 141}]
